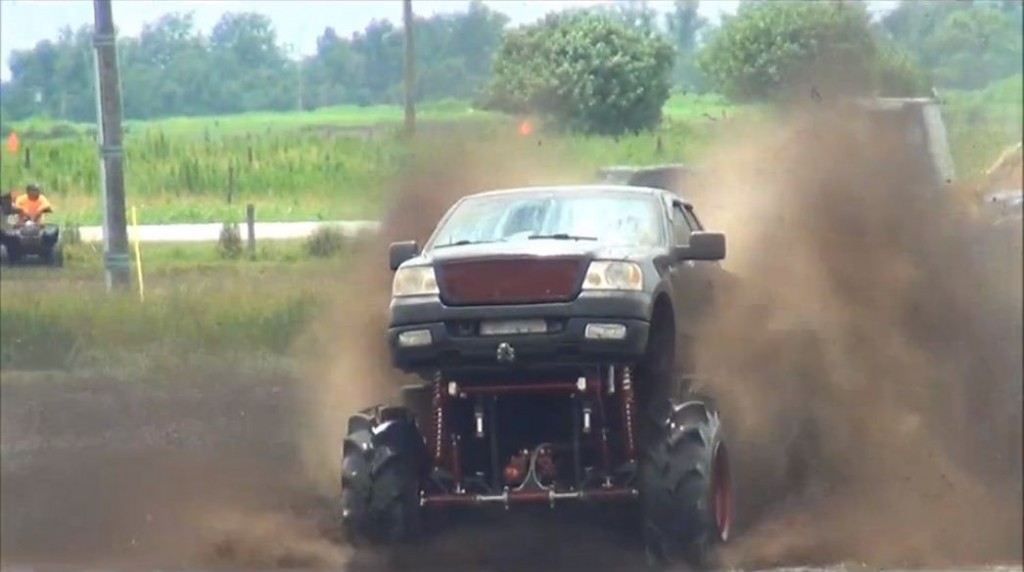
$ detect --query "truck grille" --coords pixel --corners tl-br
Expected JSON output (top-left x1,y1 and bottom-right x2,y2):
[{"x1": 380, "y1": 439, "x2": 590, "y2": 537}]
[{"x1": 437, "y1": 258, "x2": 587, "y2": 306}]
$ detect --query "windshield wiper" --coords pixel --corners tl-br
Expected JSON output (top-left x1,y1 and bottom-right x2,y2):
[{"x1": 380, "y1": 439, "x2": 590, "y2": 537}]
[{"x1": 527, "y1": 233, "x2": 598, "y2": 241}]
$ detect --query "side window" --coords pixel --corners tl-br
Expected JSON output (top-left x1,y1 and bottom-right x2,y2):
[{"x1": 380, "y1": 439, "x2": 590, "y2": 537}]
[{"x1": 671, "y1": 203, "x2": 691, "y2": 245}]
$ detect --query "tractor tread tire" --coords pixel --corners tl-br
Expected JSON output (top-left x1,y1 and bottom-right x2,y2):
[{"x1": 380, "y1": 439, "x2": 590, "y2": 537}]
[
  {"x1": 340, "y1": 426, "x2": 422, "y2": 547},
  {"x1": 639, "y1": 394, "x2": 729, "y2": 570}
]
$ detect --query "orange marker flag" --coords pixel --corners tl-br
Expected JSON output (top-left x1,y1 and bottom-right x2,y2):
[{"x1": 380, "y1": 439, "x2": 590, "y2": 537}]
[
  {"x1": 5, "y1": 131, "x2": 19, "y2": 153},
  {"x1": 518, "y1": 119, "x2": 532, "y2": 136}
]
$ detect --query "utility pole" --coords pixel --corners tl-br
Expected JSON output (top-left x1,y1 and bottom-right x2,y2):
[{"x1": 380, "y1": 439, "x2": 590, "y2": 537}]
[
  {"x1": 403, "y1": 0, "x2": 416, "y2": 138},
  {"x1": 92, "y1": 0, "x2": 131, "y2": 292}
]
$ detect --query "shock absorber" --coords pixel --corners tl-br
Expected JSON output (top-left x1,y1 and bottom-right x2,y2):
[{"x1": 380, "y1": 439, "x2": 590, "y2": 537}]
[
  {"x1": 620, "y1": 366, "x2": 637, "y2": 460},
  {"x1": 430, "y1": 371, "x2": 447, "y2": 467}
]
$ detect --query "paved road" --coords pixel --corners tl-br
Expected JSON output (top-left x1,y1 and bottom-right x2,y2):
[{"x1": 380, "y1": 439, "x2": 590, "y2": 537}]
[{"x1": 76, "y1": 220, "x2": 381, "y2": 243}]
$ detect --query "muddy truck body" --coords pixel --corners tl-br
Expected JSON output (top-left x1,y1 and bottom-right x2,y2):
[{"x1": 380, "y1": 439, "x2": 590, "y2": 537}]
[{"x1": 340, "y1": 185, "x2": 733, "y2": 568}]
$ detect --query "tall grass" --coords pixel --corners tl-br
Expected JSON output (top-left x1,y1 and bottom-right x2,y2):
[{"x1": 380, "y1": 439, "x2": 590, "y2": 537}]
[
  {"x1": 1, "y1": 95, "x2": 741, "y2": 225},
  {"x1": 0, "y1": 91, "x2": 1014, "y2": 226},
  {"x1": 0, "y1": 126, "x2": 408, "y2": 224},
  {"x1": 0, "y1": 259, "x2": 338, "y2": 371},
  {"x1": 942, "y1": 73, "x2": 1023, "y2": 180}
]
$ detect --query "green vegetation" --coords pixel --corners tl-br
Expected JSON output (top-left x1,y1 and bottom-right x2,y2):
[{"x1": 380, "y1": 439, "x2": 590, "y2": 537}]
[
  {"x1": 4, "y1": 0, "x2": 1017, "y2": 126},
  {"x1": 696, "y1": 1, "x2": 932, "y2": 101},
  {"x1": 485, "y1": 11, "x2": 676, "y2": 135},
  {"x1": 943, "y1": 73, "x2": 1023, "y2": 178},
  {"x1": 1, "y1": 93, "x2": 747, "y2": 225},
  {"x1": 878, "y1": 0, "x2": 1022, "y2": 91},
  {"x1": 0, "y1": 236, "x2": 356, "y2": 370},
  {"x1": 1, "y1": 80, "x2": 1009, "y2": 227},
  {"x1": 0, "y1": 261, "x2": 325, "y2": 371}
]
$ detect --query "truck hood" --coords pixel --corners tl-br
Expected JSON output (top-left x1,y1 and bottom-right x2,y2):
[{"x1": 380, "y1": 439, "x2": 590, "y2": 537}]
[{"x1": 408, "y1": 239, "x2": 647, "y2": 266}]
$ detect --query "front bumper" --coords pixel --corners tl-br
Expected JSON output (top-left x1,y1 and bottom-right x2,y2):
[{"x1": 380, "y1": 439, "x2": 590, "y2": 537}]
[{"x1": 387, "y1": 291, "x2": 652, "y2": 374}]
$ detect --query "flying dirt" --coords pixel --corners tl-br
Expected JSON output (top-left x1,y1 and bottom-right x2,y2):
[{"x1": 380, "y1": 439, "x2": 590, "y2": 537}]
[
  {"x1": 1, "y1": 100, "x2": 1020, "y2": 571},
  {"x1": 296, "y1": 99, "x2": 1022, "y2": 570}
]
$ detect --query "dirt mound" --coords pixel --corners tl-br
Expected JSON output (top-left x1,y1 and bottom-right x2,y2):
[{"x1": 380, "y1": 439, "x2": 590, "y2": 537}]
[{"x1": 689, "y1": 103, "x2": 1023, "y2": 568}]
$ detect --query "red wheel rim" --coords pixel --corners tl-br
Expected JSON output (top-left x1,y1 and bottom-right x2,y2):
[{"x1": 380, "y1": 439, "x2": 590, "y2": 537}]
[{"x1": 712, "y1": 442, "x2": 732, "y2": 542}]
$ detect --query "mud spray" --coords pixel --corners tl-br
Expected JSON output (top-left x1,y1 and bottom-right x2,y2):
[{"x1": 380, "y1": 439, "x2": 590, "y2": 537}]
[
  {"x1": 689, "y1": 103, "x2": 1023, "y2": 568},
  {"x1": 275, "y1": 102, "x2": 1021, "y2": 570}
]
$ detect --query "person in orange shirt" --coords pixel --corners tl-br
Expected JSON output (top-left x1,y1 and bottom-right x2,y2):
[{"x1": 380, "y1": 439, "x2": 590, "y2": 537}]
[{"x1": 13, "y1": 183, "x2": 53, "y2": 224}]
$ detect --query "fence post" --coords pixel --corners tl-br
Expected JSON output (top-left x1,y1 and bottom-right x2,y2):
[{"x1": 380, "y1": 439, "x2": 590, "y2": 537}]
[{"x1": 246, "y1": 203, "x2": 256, "y2": 259}]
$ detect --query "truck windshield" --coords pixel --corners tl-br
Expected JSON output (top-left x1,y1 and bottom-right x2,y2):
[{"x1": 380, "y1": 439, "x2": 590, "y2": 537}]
[{"x1": 428, "y1": 191, "x2": 664, "y2": 249}]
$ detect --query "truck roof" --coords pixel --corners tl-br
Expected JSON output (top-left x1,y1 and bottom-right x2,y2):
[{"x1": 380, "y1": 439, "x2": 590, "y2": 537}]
[{"x1": 463, "y1": 184, "x2": 690, "y2": 207}]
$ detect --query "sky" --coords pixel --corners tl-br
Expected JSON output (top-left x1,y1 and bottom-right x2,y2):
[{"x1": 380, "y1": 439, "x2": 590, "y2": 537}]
[{"x1": 0, "y1": 0, "x2": 899, "y2": 82}]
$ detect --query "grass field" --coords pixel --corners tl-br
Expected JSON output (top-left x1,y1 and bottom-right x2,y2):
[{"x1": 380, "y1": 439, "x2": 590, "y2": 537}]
[
  {"x1": 3, "y1": 87, "x2": 1014, "y2": 226},
  {"x1": 0, "y1": 93, "x2": 750, "y2": 225},
  {"x1": 0, "y1": 240, "x2": 344, "y2": 371},
  {"x1": 3, "y1": 86, "x2": 1016, "y2": 227},
  {"x1": 942, "y1": 73, "x2": 1024, "y2": 178}
]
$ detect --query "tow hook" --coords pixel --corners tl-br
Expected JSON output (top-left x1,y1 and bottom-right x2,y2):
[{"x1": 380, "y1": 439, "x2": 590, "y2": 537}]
[{"x1": 496, "y1": 342, "x2": 516, "y2": 363}]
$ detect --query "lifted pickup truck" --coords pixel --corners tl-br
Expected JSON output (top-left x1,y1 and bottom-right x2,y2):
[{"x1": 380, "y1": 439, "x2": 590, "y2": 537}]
[{"x1": 339, "y1": 184, "x2": 733, "y2": 568}]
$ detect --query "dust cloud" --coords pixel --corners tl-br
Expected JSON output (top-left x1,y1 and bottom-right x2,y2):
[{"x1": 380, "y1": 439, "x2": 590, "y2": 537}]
[
  {"x1": 287, "y1": 105, "x2": 1022, "y2": 569},
  {"x1": 686, "y1": 102, "x2": 1023, "y2": 568}
]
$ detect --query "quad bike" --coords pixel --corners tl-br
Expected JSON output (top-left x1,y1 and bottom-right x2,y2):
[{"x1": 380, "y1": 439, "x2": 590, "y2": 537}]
[
  {"x1": 0, "y1": 219, "x2": 64, "y2": 267},
  {"x1": 338, "y1": 184, "x2": 733, "y2": 569}
]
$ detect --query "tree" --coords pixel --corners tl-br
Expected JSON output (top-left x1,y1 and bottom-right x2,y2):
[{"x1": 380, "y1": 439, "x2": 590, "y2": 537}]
[
  {"x1": 485, "y1": 11, "x2": 675, "y2": 135},
  {"x1": 665, "y1": 0, "x2": 709, "y2": 90},
  {"x1": 926, "y1": 6, "x2": 1022, "y2": 89},
  {"x1": 696, "y1": 1, "x2": 879, "y2": 102},
  {"x1": 872, "y1": 42, "x2": 934, "y2": 97},
  {"x1": 878, "y1": 0, "x2": 1022, "y2": 90}
]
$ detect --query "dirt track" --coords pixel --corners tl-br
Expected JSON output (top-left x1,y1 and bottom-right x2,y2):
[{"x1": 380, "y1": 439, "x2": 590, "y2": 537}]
[
  {"x1": 0, "y1": 369, "x2": 1021, "y2": 572},
  {"x1": 0, "y1": 369, "x2": 660, "y2": 571}
]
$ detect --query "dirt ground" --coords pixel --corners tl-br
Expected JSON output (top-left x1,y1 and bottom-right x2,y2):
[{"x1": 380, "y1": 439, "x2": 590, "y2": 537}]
[
  {"x1": 2, "y1": 100, "x2": 1022, "y2": 571},
  {"x1": 0, "y1": 369, "x2": 664, "y2": 571}
]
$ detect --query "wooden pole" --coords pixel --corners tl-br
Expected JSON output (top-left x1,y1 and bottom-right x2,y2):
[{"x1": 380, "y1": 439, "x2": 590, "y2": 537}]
[
  {"x1": 246, "y1": 204, "x2": 256, "y2": 259},
  {"x1": 92, "y1": 0, "x2": 131, "y2": 291},
  {"x1": 403, "y1": 0, "x2": 416, "y2": 138}
]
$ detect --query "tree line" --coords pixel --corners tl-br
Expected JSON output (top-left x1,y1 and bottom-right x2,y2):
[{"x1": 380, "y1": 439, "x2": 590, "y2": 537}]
[{"x1": 0, "y1": 0, "x2": 1020, "y2": 126}]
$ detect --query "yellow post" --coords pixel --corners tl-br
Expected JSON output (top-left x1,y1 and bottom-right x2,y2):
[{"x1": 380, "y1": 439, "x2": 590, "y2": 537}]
[{"x1": 131, "y1": 206, "x2": 144, "y2": 302}]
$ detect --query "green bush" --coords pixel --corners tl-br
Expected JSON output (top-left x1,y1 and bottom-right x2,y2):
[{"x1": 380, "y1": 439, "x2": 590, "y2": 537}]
[
  {"x1": 218, "y1": 222, "x2": 243, "y2": 259},
  {"x1": 696, "y1": 1, "x2": 878, "y2": 102},
  {"x1": 305, "y1": 225, "x2": 348, "y2": 258},
  {"x1": 873, "y1": 43, "x2": 934, "y2": 97},
  {"x1": 485, "y1": 10, "x2": 675, "y2": 135}
]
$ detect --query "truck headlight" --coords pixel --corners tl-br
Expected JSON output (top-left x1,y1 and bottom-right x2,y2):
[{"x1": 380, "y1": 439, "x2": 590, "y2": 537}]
[
  {"x1": 582, "y1": 261, "x2": 643, "y2": 291},
  {"x1": 392, "y1": 266, "x2": 439, "y2": 297}
]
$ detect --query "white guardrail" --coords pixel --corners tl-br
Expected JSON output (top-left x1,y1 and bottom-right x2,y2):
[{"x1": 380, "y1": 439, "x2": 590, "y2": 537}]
[{"x1": 76, "y1": 220, "x2": 381, "y2": 243}]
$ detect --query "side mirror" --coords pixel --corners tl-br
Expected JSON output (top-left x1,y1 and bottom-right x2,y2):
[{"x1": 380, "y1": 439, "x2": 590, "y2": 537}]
[
  {"x1": 675, "y1": 231, "x2": 726, "y2": 261},
  {"x1": 389, "y1": 240, "x2": 419, "y2": 271}
]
